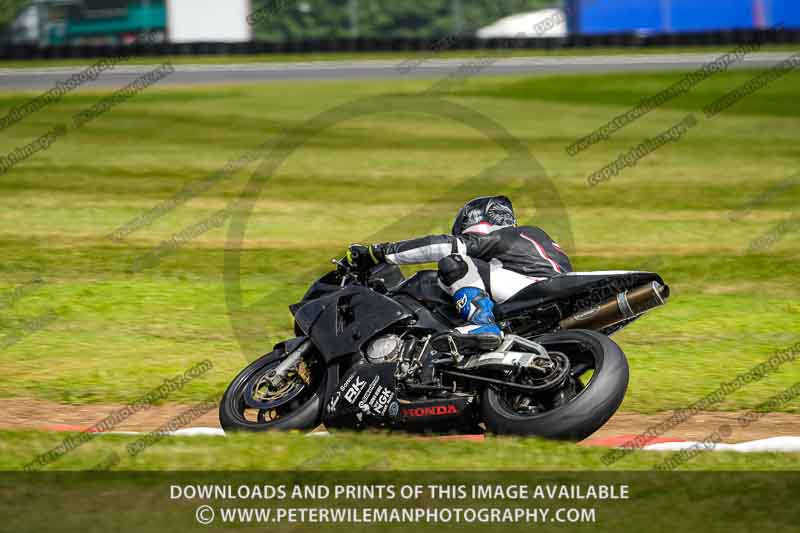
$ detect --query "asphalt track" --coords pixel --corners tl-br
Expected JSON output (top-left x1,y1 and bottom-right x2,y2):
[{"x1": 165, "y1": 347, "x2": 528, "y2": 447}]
[
  {"x1": 0, "y1": 51, "x2": 795, "y2": 90},
  {"x1": 3, "y1": 399, "x2": 800, "y2": 445}
]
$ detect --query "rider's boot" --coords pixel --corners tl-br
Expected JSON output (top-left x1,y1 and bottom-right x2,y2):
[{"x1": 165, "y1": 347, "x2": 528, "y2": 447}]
[{"x1": 449, "y1": 287, "x2": 502, "y2": 352}]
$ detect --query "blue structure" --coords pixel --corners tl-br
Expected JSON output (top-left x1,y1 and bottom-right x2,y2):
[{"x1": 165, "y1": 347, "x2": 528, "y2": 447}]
[{"x1": 567, "y1": 0, "x2": 800, "y2": 35}]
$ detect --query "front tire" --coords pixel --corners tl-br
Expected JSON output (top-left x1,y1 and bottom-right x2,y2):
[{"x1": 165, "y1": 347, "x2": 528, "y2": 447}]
[
  {"x1": 219, "y1": 343, "x2": 326, "y2": 432},
  {"x1": 480, "y1": 329, "x2": 628, "y2": 440}
]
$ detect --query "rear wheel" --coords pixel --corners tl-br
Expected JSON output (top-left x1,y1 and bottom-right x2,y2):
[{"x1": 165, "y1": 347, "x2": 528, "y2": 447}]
[
  {"x1": 480, "y1": 329, "x2": 628, "y2": 440},
  {"x1": 219, "y1": 341, "x2": 326, "y2": 432}
]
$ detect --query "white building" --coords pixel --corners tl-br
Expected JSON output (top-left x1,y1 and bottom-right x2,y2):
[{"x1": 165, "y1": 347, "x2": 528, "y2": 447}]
[{"x1": 477, "y1": 8, "x2": 567, "y2": 39}]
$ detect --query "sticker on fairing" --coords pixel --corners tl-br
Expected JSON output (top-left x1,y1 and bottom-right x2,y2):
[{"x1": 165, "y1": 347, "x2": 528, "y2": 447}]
[
  {"x1": 358, "y1": 376, "x2": 381, "y2": 411},
  {"x1": 344, "y1": 375, "x2": 367, "y2": 404}
]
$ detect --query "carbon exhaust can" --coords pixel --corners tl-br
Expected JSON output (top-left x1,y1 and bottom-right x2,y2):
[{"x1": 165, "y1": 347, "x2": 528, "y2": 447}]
[{"x1": 559, "y1": 281, "x2": 669, "y2": 331}]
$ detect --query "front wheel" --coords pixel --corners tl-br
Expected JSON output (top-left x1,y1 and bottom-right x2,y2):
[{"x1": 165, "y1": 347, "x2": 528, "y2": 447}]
[
  {"x1": 480, "y1": 329, "x2": 628, "y2": 440},
  {"x1": 219, "y1": 340, "x2": 327, "y2": 432}
]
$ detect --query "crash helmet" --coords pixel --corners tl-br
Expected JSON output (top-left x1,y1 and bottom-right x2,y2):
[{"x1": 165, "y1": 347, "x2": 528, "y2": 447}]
[{"x1": 451, "y1": 195, "x2": 516, "y2": 236}]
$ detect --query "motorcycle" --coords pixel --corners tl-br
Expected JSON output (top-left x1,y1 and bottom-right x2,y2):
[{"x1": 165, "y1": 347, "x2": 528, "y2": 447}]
[{"x1": 220, "y1": 259, "x2": 669, "y2": 440}]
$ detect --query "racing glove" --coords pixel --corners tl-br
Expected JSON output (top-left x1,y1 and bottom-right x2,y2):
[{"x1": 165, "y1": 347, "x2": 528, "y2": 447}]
[{"x1": 345, "y1": 243, "x2": 385, "y2": 271}]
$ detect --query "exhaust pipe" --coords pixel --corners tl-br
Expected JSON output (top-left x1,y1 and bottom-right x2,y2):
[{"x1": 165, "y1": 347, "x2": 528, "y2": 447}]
[{"x1": 559, "y1": 281, "x2": 669, "y2": 331}]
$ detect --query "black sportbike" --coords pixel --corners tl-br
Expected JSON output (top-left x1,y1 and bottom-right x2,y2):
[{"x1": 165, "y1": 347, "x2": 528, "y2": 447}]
[{"x1": 220, "y1": 260, "x2": 669, "y2": 440}]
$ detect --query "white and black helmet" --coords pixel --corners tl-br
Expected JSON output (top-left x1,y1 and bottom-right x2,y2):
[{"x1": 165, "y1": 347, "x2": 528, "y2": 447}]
[{"x1": 451, "y1": 195, "x2": 516, "y2": 236}]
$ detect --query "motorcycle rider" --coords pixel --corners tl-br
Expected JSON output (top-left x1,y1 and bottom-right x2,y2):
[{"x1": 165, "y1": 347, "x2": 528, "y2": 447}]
[{"x1": 346, "y1": 195, "x2": 572, "y2": 349}]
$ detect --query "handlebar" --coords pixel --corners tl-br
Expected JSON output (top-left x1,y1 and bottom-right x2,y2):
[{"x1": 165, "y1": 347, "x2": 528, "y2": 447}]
[
  {"x1": 330, "y1": 257, "x2": 349, "y2": 270},
  {"x1": 330, "y1": 258, "x2": 386, "y2": 292},
  {"x1": 331, "y1": 257, "x2": 360, "y2": 287}
]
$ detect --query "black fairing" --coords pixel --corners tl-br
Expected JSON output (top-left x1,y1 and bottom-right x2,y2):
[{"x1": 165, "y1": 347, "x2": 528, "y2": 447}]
[
  {"x1": 391, "y1": 270, "x2": 450, "y2": 307},
  {"x1": 293, "y1": 286, "x2": 413, "y2": 363},
  {"x1": 289, "y1": 271, "x2": 343, "y2": 316},
  {"x1": 390, "y1": 270, "x2": 460, "y2": 330},
  {"x1": 496, "y1": 271, "x2": 668, "y2": 315},
  {"x1": 289, "y1": 264, "x2": 406, "y2": 316},
  {"x1": 324, "y1": 362, "x2": 479, "y2": 433},
  {"x1": 324, "y1": 362, "x2": 400, "y2": 429}
]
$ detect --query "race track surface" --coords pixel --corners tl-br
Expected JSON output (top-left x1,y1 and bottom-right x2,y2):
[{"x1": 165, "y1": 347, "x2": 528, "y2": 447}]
[
  {"x1": 0, "y1": 52, "x2": 794, "y2": 90},
  {"x1": 2, "y1": 399, "x2": 799, "y2": 443}
]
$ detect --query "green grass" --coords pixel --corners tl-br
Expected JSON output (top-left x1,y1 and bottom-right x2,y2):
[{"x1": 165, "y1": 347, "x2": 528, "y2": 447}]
[
  {"x1": 0, "y1": 44, "x2": 798, "y2": 68},
  {"x1": 2, "y1": 429, "x2": 797, "y2": 471},
  {"x1": 0, "y1": 66, "x2": 798, "y2": 470}
]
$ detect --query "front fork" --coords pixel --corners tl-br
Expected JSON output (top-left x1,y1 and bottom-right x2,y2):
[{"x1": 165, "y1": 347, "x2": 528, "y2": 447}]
[{"x1": 265, "y1": 339, "x2": 313, "y2": 387}]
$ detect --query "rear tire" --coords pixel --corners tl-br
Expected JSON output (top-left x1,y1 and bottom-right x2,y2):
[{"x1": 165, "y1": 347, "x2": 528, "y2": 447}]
[
  {"x1": 219, "y1": 344, "x2": 326, "y2": 432},
  {"x1": 480, "y1": 329, "x2": 628, "y2": 440}
]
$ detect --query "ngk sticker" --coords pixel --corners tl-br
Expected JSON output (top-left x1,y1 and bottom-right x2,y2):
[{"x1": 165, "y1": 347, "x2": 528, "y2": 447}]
[
  {"x1": 373, "y1": 387, "x2": 394, "y2": 416},
  {"x1": 357, "y1": 383, "x2": 395, "y2": 416}
]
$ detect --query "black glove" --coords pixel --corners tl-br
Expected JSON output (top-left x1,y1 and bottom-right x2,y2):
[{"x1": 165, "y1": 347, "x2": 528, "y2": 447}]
[{"x1": 345, "y1": 243, "x2": 384, "y2": 271}]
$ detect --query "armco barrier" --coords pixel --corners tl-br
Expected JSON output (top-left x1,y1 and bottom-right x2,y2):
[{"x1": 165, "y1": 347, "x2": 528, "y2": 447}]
[{"x1": 1, "y1": 28, "x2": 799, "y2": 61}]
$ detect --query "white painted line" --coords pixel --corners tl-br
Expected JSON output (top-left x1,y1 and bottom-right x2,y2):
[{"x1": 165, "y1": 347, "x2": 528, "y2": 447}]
[
  {"x1": 644, "y1": 436, "x2": 800, "y2": 453},
  {"x1": 97, "y1": 427, "x2": 226, "y2": 437}
]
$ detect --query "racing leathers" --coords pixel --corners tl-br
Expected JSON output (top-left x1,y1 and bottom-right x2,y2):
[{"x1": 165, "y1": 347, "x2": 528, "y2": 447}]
[{"x1": 369, "y1": 223, "x2": 573, "y2": 339}]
